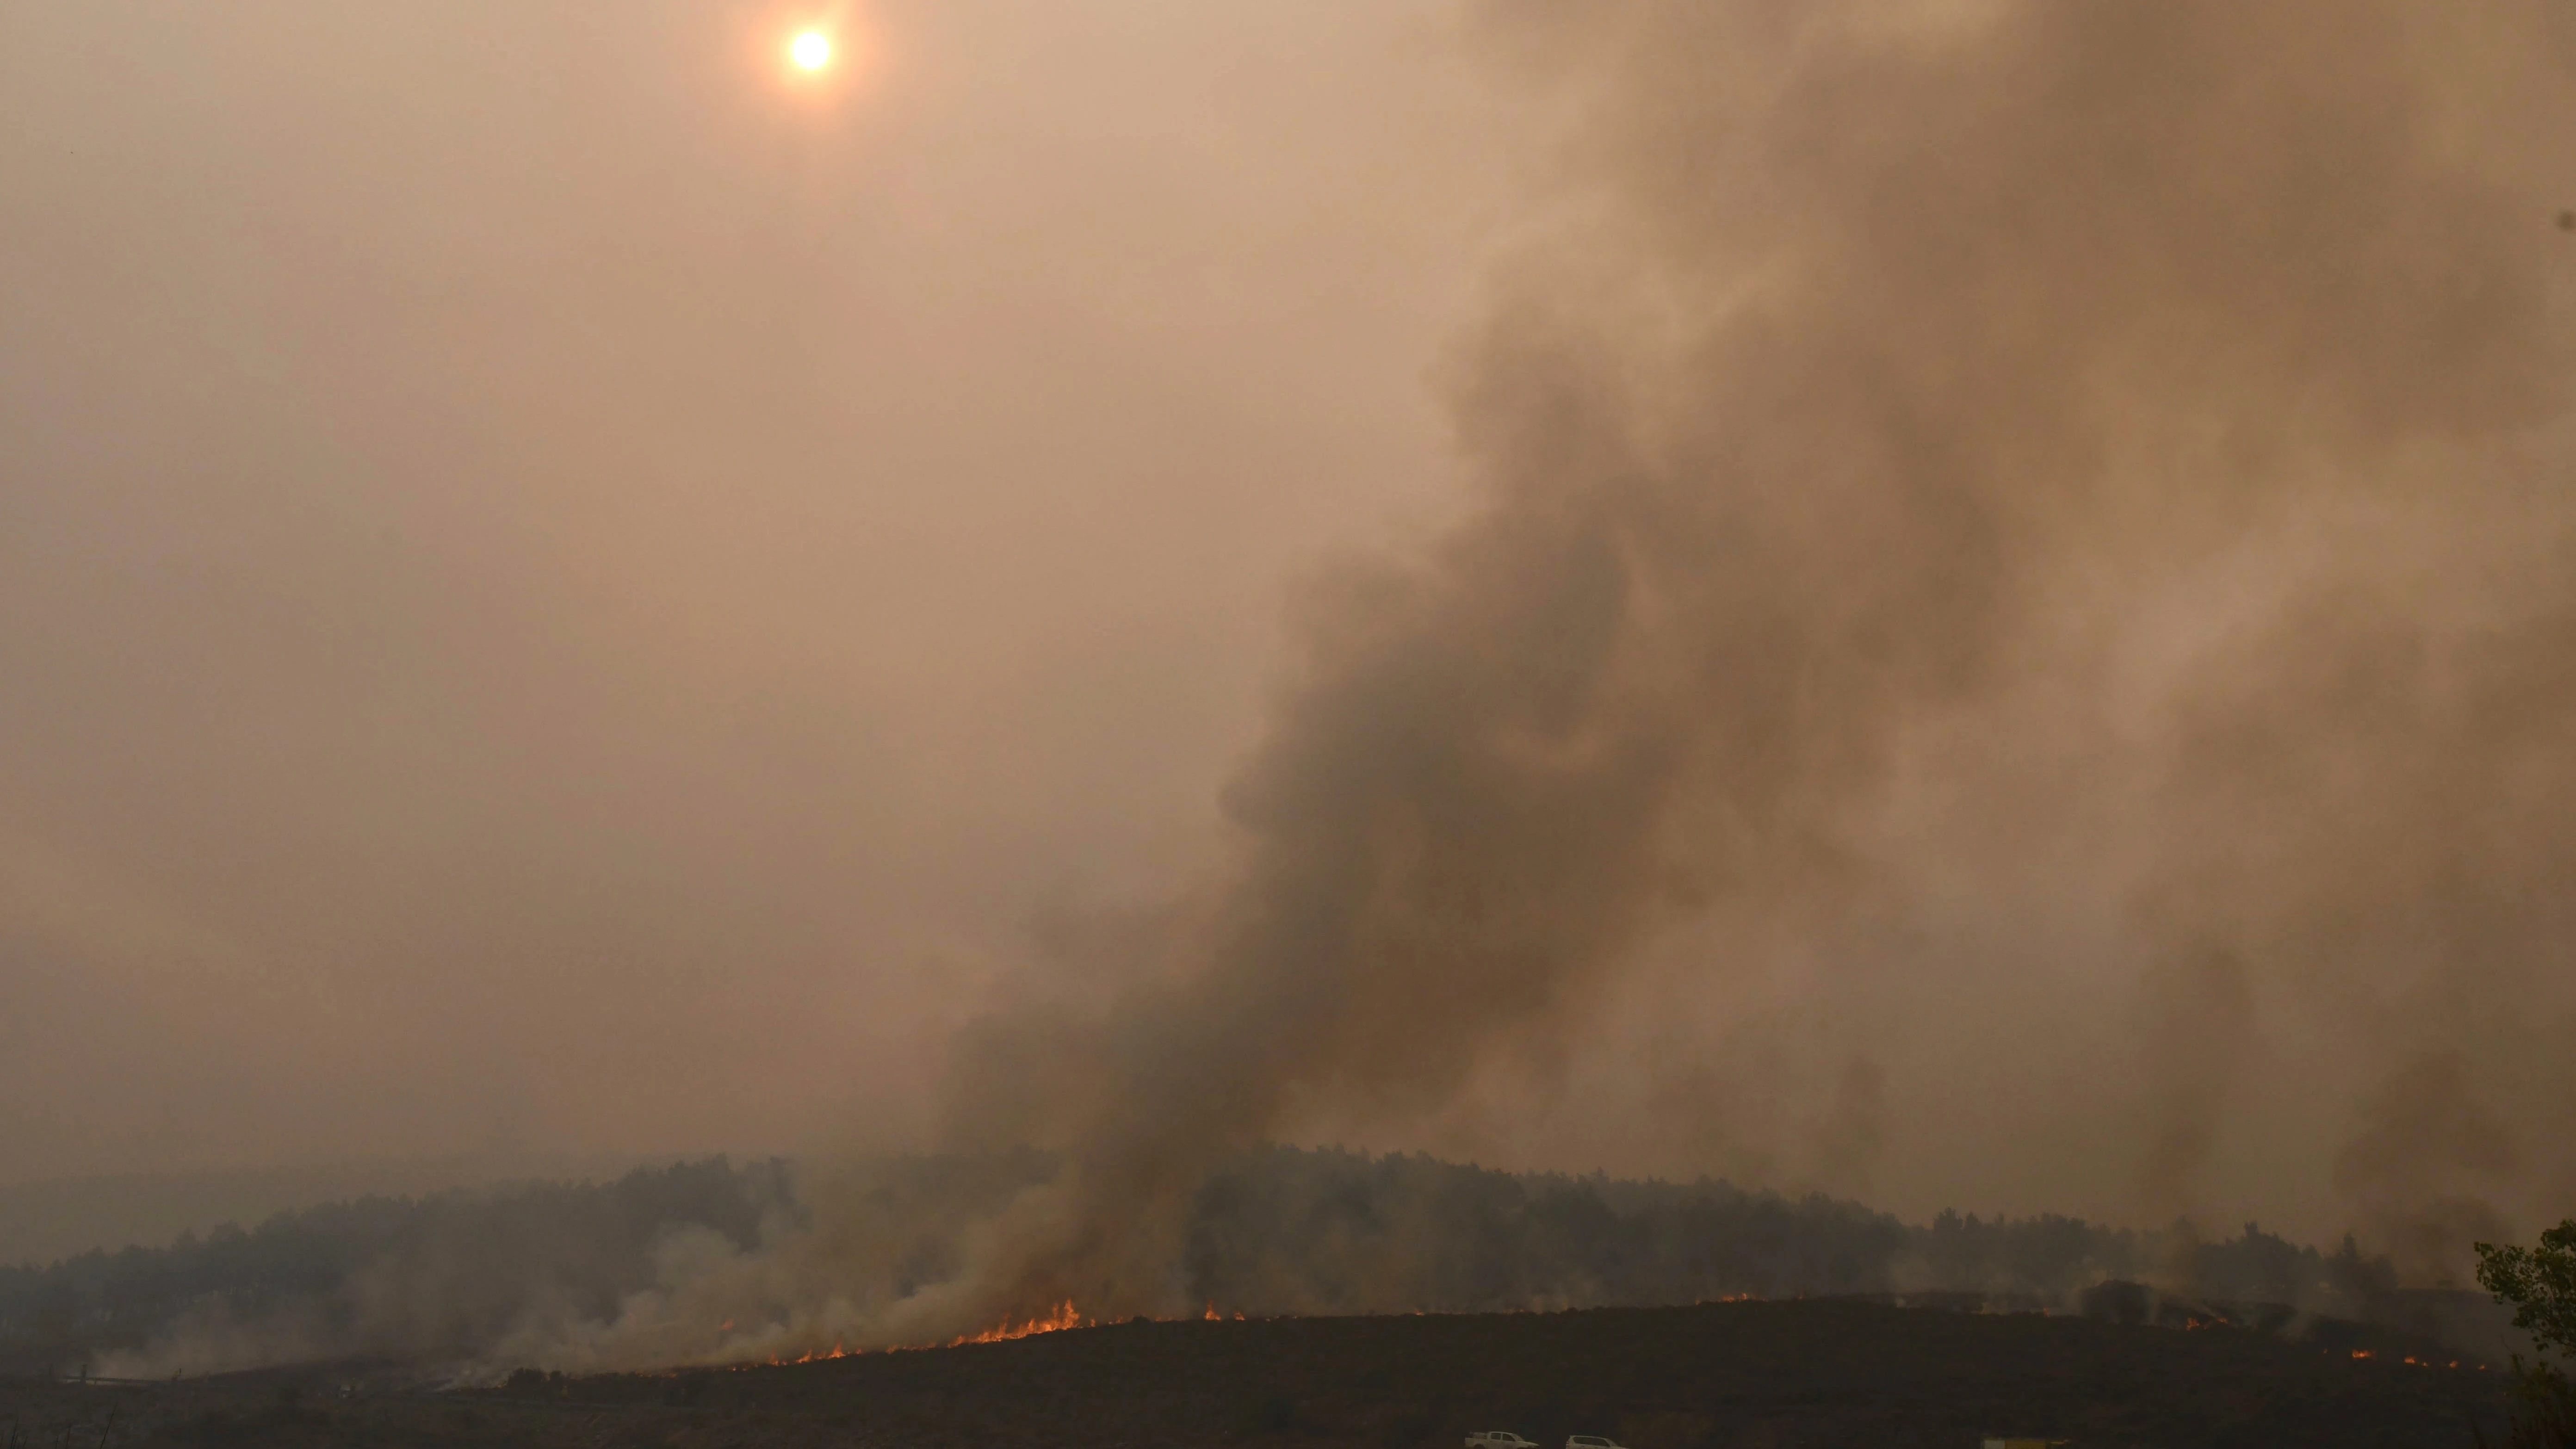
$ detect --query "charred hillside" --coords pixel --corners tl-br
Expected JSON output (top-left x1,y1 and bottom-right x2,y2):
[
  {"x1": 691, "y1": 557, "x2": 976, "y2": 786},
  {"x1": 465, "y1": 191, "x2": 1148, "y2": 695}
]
[
  {"x1": 526, "y1": 1300, "x2": 2507, "y2": 1449},
  {"x1": 0, "y1": 1299, "x2": 2514, "y2": 1449}
]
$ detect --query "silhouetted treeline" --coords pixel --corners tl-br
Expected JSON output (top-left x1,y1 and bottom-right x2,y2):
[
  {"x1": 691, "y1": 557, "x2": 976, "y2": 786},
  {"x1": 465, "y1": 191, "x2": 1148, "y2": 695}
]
[
  {"x1": 0, "y1": 1158, "x2": 790, "y2": 1371},
  {"x1": 1184, "y1": 1146, "x2": 2399, "y2": 1315},
  {"x1": 0, "y1": 1147, "x2": 2396, "y2": 1372}
]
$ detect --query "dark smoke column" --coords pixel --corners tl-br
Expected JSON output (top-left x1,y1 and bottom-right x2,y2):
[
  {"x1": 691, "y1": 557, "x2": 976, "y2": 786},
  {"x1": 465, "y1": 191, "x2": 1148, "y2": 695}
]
[{"x1": 927, "y1": 0, "x2": 2576, "y2": 1325}]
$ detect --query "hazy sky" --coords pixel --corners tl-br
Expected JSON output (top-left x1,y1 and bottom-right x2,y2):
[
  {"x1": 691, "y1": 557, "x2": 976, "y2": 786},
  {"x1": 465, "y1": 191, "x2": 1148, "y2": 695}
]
[
  {"x1": 7, "y1": 0, "x2": 2576, "y2": 1279},
  {"x1": 0, "y1": 0, "x2": 1514, "y2": 1186}
]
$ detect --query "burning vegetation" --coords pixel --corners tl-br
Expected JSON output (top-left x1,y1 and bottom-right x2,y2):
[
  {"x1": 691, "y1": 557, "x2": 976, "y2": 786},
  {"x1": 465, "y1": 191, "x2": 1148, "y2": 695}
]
[
  {"x1": 0, "y1": 1151, "x2": 2526, "y2": 1382},
  {"x1": 5, "y1": 0, "x2": 2572, "y2": 1414},
  {"x1": 0, "y1": 1298, "x2": 2513, "y2": 1449}
]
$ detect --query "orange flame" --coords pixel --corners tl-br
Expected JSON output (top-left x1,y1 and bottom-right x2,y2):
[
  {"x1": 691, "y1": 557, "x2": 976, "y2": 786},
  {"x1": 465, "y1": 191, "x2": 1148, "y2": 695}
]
[
  {"x1": 715, "y1": 1297, "x2": 1150, "y2": 1372},
  {"x1": 2352, "y1": 1350, "x2": 2374, "y2": 1360},
  {"x1": 951, "y1": 1299, "x2": 1087, "y2": 1347}
]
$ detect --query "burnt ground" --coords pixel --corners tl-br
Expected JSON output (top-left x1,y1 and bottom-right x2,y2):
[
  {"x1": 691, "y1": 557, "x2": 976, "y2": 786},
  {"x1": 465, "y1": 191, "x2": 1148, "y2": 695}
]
[{"x1": 0, "y1": 1299, "x2": 2515, "y2": 1449}]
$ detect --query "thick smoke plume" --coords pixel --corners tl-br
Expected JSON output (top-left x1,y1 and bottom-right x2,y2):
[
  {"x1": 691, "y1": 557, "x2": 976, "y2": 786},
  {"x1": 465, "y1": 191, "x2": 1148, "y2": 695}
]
[
  {"x1": 209, "y1": 0, "x2": 2567, "y2": 1369},
  {"x1": 913, "y1": 0, "x2": 2576, "y2": 1329}
]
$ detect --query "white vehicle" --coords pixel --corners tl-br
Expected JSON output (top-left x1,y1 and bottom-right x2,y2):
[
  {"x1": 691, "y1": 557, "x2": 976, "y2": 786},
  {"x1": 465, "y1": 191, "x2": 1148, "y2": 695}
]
[
  {"x1": 1567, "y1": 1437, "x2": 1629, "y2": 1449},
  {"x1": 1466, "y1": 1434, "x2": 1536, "y2": 1449}
]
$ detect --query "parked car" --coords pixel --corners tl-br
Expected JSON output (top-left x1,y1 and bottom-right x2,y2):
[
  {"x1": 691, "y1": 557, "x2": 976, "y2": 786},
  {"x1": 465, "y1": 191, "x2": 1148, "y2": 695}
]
[
  {"x1": 1567, "y1": 1437, "x2": 1628, "y2": 1449},
  {"x1": 1466, "y1": 1434, "x2": 1536, "y2": 1449}
]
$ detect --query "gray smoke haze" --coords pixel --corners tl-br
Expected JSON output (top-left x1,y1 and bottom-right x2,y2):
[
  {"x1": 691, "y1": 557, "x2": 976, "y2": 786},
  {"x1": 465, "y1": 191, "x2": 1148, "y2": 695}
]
[
  {"x1": 0, "y1": 0, "x2": 1505, "y2": 1198},
  {"x1": 12, "y1": 0, "x2": 2576, "y2": 1374},
  {"x1": 909, "y1": 0, "x2": 2576, "y2": 1334}
]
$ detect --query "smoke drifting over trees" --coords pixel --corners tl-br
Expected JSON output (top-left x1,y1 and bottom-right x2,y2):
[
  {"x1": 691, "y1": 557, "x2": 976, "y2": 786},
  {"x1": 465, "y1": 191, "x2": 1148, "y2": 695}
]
[
  {"x1": 0, "y1": 1152, "x2": 2420, "y2": 1378},
  {"x1": 920, "y1": 0, "x2": 2576, "y2": 1338},
  {"x1": 8, "y1": 0, "x2": 2576, "y2": 1377}
]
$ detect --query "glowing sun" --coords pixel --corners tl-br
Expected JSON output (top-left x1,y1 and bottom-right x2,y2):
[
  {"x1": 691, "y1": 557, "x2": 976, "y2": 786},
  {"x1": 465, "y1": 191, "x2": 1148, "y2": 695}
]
[{"x1": 789, "y1": 30, "x2": 833, "y2": 72}]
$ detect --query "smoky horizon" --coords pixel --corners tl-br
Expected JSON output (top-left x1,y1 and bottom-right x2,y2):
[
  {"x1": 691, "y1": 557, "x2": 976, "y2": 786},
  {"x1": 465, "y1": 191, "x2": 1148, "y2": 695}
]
[{"x1": 6, "y1": 0, "x2": 2576, "y2": 1351}]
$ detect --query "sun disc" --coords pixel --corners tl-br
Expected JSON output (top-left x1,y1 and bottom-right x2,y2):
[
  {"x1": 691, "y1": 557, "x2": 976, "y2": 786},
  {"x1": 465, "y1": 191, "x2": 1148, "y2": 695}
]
[{"x1": 790, "y1": 30, "x2": 833, "y2": 71}]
